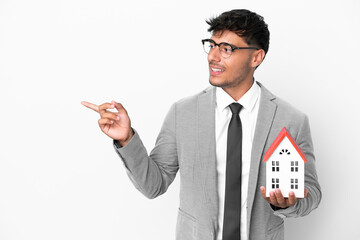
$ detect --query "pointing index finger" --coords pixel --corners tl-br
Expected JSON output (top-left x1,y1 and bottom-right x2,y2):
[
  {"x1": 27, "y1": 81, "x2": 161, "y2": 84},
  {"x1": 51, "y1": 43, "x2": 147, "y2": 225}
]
[{"x1": 81, "y1": 101, "x2": 100, "y2": 113}]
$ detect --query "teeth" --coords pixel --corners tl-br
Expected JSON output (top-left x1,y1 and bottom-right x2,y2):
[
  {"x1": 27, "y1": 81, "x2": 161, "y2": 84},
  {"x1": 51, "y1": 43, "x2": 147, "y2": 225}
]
[{"x1": 212, "y1": 68, "x2": 224, "y2": 72}]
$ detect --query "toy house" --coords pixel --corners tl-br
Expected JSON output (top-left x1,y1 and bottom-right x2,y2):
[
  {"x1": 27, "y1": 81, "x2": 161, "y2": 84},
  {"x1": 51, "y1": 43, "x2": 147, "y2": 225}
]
[{"x1": 263, "y1": 127, "x2": 307, "y2": 198}]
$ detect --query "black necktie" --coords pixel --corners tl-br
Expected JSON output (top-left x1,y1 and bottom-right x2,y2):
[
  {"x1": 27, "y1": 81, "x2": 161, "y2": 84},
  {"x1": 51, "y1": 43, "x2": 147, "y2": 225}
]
[{"x1": 222, "y1": 103, "x2": 242, "y2": 240}]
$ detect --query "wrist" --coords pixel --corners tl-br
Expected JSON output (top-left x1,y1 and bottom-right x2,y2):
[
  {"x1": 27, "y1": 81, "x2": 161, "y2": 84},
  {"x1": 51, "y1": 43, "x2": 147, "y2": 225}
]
[{"x1": 118, "y1": 129, "x2": 134, "y2": 147}]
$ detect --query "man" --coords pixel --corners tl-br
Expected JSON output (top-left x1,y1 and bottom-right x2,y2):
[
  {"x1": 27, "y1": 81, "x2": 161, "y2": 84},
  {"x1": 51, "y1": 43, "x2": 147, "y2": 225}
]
[{"x1": 82, "y1": 9, "x2": 321, "y2": 240}]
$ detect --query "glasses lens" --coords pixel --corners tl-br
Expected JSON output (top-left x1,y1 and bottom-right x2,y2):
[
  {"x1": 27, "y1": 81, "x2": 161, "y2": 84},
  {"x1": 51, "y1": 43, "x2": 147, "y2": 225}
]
[
  {"x1": 203, "y1": 40, "x2": 214, "y2": 54},
  {"x1": 219, "y1": 44, "x2": 232, "y2": 58}
]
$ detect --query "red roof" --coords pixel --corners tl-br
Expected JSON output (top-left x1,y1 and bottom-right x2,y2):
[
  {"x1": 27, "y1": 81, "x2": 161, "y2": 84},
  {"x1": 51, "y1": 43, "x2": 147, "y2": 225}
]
[{"x1": 263, "y1": 127, "x2": 307, "y2": 163}]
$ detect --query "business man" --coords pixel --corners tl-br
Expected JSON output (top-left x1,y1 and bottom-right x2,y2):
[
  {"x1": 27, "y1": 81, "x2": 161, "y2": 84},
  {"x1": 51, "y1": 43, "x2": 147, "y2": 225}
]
[{"x1": 82, "y1": 9, "x2": 321, "y2": 240}]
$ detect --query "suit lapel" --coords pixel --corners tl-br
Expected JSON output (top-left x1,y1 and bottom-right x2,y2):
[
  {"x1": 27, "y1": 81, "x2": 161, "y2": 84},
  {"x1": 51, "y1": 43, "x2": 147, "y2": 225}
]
[
  {"x1": 197, "y1": 86, "x2": 219, "y2": 221},
  {"x1": 247, "y1": 83, "x2": 277, "y2": 225}
]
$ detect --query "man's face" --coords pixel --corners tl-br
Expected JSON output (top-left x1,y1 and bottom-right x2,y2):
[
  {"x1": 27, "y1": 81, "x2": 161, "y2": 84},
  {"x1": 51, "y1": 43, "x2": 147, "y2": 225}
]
[{"x1": 207, "y1": 30, "x2": 256, "y2": 90}]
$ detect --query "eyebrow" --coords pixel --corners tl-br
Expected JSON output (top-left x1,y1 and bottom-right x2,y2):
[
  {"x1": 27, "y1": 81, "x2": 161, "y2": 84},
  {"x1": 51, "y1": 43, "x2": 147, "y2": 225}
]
[{"x1": 210, "y1": 39, "x2": 239, "y2": 48}]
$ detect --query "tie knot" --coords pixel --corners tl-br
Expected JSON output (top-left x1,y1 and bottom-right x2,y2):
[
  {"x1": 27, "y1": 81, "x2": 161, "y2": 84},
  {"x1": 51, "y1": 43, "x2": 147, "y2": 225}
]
[{"x1": 229, "y1": 103, "x2": 242, "y2": 115}]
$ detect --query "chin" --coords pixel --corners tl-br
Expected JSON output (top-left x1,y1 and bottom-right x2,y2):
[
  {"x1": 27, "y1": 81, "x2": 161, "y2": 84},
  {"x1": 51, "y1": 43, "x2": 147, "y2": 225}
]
[{"x1": 209, "y1": 77, "x2": 228, "y2": 88}]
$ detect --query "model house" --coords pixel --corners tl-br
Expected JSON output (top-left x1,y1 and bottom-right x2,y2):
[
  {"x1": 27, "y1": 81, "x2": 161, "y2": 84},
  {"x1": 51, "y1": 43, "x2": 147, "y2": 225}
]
[{"x1": 263, "y1": 127, "x2": 307, "y2": 198}]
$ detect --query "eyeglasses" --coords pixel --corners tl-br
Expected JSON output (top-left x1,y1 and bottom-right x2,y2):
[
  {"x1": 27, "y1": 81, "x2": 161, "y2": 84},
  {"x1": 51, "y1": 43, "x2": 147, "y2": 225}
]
[{"x1": 201, "y1": 39, "x2": 259, "y2": 58}]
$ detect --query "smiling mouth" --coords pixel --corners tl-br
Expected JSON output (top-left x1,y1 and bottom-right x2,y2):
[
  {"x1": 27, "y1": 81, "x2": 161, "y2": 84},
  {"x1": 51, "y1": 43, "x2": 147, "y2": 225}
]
[
  {"x1": 211, "y1": 67, "x2": 224, "y2": 72},
  {"x1": 210, "y1": 66, "x2": 225, "y2": 75}
]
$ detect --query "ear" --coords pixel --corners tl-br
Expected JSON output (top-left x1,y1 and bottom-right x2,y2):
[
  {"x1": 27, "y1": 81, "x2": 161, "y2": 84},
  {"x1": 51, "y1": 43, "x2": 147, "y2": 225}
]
[{"x1": 251, "y1": 49, "x2": 265, "y2": 68}]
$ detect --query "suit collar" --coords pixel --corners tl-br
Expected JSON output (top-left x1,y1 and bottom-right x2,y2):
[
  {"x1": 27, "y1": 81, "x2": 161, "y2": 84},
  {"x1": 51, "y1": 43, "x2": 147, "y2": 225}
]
[{"x1": 216, "y1": 81, "x2": 261, "y2": 114}]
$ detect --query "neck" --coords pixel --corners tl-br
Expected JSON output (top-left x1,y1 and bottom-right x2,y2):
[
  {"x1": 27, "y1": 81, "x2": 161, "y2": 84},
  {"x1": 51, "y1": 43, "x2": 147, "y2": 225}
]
[{"x1": 222, "y1": 78, "x2": 254, "y2": 101}]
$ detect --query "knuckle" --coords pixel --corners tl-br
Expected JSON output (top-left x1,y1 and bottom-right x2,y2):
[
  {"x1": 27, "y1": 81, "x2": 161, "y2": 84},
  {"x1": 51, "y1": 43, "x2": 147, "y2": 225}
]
[
  {"x1": 105, "y1": 112, "x2": 114, "y2": 119},
  {"x1": 102, "y1": 112, "x2": 112, "y2": 119}
]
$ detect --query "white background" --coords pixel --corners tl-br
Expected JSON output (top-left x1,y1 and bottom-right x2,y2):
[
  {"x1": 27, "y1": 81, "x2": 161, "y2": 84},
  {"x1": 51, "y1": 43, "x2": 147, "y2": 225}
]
[{"x1": 0, "y1": 0, "x2": 359, "y2": 239}]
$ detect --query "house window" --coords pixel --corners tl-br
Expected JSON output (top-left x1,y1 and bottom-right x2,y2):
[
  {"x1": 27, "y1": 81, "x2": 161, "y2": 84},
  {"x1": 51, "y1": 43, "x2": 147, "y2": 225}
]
[
  {"x1": 291, "y1": 161, "x2": 299, "y2": 172},
  {"x1": 279, "y1": 149, "x2": 290, "y2": 155},
  {"x1": 290, "y1": 178, "x2": 298, "y2": 190},
  {"x1": 272, "y1": 161, "x2": 280, "y2": 172},
  {"x1": 272, "y1": 178, "x2": 280, "y2": 189}
]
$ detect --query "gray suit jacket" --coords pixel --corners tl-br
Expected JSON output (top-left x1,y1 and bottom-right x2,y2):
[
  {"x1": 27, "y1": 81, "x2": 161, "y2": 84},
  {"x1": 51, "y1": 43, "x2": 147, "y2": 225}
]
[{"x1": 114, "y1": 82, "x2": 321, "y2": 240}]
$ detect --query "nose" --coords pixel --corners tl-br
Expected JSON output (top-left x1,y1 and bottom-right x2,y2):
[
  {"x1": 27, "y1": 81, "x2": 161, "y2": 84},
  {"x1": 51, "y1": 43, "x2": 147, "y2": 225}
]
[{"x1": 208, "y1": 46, "x2": 221, "y2": 62}]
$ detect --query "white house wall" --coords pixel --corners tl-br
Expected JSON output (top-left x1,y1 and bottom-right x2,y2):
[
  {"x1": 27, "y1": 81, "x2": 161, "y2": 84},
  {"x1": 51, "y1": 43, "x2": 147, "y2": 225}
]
[{"x1": 266, "y1": 136, "x2": 305, "y2": 198}]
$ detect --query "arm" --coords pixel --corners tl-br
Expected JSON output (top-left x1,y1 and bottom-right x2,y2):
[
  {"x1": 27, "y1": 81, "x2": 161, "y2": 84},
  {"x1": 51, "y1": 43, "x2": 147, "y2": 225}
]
[
  {"x1": 114, "y1": 103, "x2": 179, "y2": 199},
  {"x1": 260, "y1": 115, "x2": 322, "y2": 217},
  {"x1": 82, "y1": 100, "x2": 179, "y2": 199}
]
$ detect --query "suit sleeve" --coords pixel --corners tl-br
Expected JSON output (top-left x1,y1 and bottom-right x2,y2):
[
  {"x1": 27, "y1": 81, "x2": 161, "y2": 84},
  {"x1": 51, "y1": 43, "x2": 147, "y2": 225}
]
[
  {"x1": 113, "y1": 103, "x2": 179, "y2": 199},
  {"x1": 273, "y1": 115, "x2": 322, "y2": 218}
]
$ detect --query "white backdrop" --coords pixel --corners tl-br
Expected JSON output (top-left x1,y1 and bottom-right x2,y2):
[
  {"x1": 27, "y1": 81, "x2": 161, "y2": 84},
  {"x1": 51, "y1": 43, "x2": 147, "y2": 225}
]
[{"x1": 0, "y1": 0, "x2": 359, "y2": 239}]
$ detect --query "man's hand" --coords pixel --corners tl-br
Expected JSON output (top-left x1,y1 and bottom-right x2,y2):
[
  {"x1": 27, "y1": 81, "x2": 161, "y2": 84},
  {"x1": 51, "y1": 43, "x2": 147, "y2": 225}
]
[
  {"x1": 260, "y1": 186, "x2": 309, "y2": 209},
  {"x1": 81, "y1": 100, "x2": 133, "y2": 146}
]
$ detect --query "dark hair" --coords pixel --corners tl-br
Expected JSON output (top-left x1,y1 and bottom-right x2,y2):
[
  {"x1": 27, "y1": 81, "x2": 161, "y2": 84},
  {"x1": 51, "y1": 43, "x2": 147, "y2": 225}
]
[{"x1": 206, "y1": 9, "x2": 270, "y2": 55}]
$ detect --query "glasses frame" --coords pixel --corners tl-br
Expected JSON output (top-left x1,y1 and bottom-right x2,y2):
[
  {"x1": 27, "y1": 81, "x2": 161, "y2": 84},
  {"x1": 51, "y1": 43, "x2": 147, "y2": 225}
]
[{"x1": 201, "y1": 39, "x2": 259, "y2": 58}]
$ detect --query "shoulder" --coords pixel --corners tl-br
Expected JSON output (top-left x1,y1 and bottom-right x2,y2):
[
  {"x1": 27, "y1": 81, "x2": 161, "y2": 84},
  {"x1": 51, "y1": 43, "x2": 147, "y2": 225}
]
[
  {"x1": 172, "y1": 86, "x2": 215, "y2": 110},
  {"x1": 162, "y1": 86, "x2": 214, "y2": 129},
  {"x1": 259, "y1": 82, "x2": 307, "y2": 120},
  {"x1": 258, "y1": 82, "x2": 311, "y2": 141},
  {"x1": 275, "y1": 96, "x2": 306, "y2": 119}
]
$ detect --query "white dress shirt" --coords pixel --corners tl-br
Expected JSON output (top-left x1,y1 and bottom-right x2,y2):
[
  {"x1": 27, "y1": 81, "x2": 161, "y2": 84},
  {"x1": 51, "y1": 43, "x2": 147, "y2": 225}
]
[{"x1": 215, "y1": 82, "x2": 261, "y2": 240}]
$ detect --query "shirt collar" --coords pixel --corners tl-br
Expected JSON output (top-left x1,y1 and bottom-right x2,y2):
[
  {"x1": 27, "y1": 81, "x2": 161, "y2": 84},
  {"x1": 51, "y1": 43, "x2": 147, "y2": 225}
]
[{"x1": 216, "y1": 81, "x2": 260, "y2": 113}]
